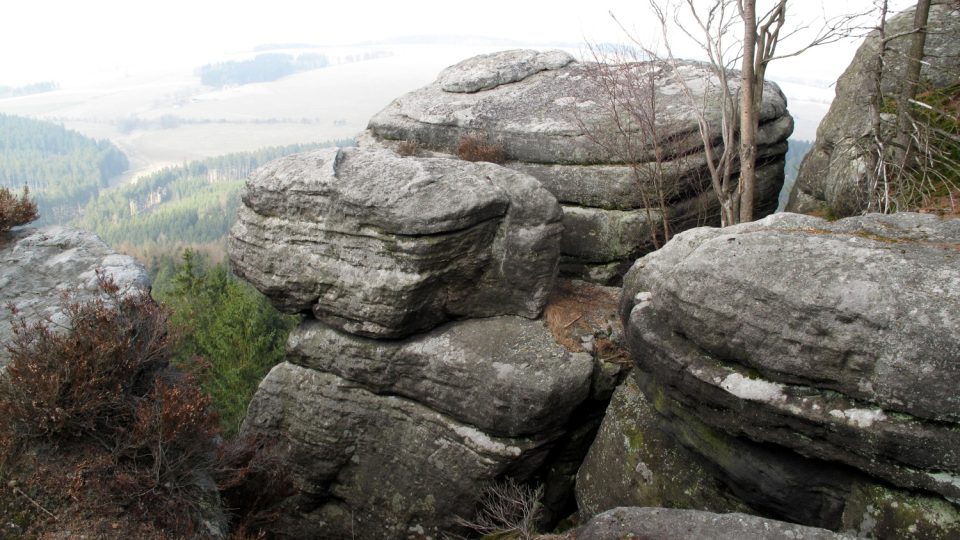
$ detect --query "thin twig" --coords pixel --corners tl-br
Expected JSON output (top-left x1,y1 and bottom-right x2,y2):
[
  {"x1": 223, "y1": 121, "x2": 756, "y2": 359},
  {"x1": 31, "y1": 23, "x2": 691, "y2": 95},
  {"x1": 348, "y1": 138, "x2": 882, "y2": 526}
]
[{"x1": 13, "y1": 486, "x2": 58, "y2": 521}]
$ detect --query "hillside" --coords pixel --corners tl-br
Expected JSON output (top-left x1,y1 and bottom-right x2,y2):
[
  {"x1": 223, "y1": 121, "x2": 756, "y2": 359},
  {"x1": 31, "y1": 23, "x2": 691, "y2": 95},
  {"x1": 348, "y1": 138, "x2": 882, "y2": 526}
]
[
  {"x1": 77, "y1": 140, "x2": 353, "y2": 267},
  {"x1": 0, "y1": 114, "x2": 128, "y2": 224}
]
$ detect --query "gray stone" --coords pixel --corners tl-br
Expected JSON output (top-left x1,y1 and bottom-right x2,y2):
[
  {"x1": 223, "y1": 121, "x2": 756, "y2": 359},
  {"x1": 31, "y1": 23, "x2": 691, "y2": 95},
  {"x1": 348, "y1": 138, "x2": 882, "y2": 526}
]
[
  {"x1": 370, "y1": 55, "x2": 788, "y2": 166},
  {"x1": 577, "y1": 507, "x2": 853, "y2": 540},
  {"x1": 369, "y1": 51, "x2": 793, "y2": 282},
  {"x1": 0, "y1": 226, "x2": 149, "y2": 364},
  {"x1": 438, "y1": 49, "x2": 575, "y2": 93},
  {"x1": 575, "y1": 372, "x2": 749, "y2": 519},
  {"x1": 227, "y1": 143, "x2": 562, "y2": 338},
  {"x1": 243, "y1": 360, "x2": 573, "y2": 539},
  {"x1": 613, "y1": 211, "x2": 960, "y2": 534},
  {"x1": 788, "y1": 2, "x2": 960, "y2": 216},
  {"x1": 286, "y1": 316, "x2": 594, "y2": 438}
]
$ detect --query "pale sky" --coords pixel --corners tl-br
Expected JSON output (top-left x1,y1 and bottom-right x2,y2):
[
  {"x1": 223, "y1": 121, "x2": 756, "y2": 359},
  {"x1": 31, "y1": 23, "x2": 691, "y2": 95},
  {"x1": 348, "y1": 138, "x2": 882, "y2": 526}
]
[{"x1": 2, "y1": 0, "x2": 912, "y2": 86}]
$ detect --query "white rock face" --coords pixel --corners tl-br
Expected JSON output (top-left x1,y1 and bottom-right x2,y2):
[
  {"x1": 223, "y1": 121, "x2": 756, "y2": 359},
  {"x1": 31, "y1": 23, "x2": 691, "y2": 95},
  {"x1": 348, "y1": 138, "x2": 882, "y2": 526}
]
[
  {"x1": 0, "y1": 226, "x2": 149, "y2": 364},
  {"x1": 438, "y1": 49, "x2": 575, "y2": 93}
]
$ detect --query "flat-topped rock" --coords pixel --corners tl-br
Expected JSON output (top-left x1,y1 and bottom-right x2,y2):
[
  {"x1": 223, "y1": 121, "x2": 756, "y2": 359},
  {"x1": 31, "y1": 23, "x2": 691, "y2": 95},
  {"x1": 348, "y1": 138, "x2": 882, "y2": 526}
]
[
  {"x1": 0, "y1": 226, "x2": 149, "y2": 363},
  {"x1": 370, "y1": 53, "x2": 789, "y2": 166},
  {"x1": 369, "y1": 50, "x2": 793, "y2": 283},
  {"x1": 438, "y1": 49, "x2": 575, "y2": 93},
  {"x1": 228, "y1": 143, "x2": 562, "y2": 338}
]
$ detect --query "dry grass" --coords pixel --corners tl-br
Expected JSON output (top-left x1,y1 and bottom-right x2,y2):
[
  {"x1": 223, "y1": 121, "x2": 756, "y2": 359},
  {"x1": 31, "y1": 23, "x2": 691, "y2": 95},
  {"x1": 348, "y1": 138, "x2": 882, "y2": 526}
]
[
  {"x1": 456, "y1": 134, "x2": 506, "y2": 164},
  {"x1": 543, "y1": 279, "x2": 629, "y2": 365},
  {"x1": 397, "y1": 139, "x2": 419, "y2": 157}
]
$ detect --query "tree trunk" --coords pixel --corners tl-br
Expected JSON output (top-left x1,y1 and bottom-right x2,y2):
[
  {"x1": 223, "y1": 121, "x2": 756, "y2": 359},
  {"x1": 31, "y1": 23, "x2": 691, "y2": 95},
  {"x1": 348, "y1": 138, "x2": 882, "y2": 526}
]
[
  {"x1": 894, "y1": 0, "x2": 932, "y2": 169},
  {"x1": 738, "y1": 0, "x2": 758, "y2": 224}
]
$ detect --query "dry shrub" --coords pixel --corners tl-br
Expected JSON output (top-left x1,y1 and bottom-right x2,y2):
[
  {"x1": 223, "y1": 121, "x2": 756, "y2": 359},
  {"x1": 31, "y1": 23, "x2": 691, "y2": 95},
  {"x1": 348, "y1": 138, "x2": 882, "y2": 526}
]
[
  {"x1": 0, "y1": 273, "x2": 291, "y2": 538},
  {"x1": 0, "y1": 186, "x2": 38, "y2": 234},
  {"x1": 456, "y1": 478, "x2": 543, "y2": 540},
  {"x1": 215, "y1": 435, "x2": 297, "y2": 538},
  {"x1": 397, "y1": 139, "x2": 419, "y2": 157},
  {"x1": 456, "y1": 134, "x2": 506, "y2": 164},
  {"x1": 543, "y1": 279, "x2": 624, "y2": 359},
  {"x1": 0, "y1": 274, "x2": 171, "y2": 444}
]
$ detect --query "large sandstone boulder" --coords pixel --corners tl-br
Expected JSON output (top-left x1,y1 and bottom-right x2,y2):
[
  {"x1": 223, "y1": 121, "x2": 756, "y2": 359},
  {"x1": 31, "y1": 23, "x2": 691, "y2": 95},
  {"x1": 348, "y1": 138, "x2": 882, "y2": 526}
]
[
  {"x1": 228, "y1": 143, "x2": 562, "y2": 338},
  {"x1": 582, "y1": 212, "x2": 960, "y2": 537},
  {"x1": 229, "y1": 134, "x2": 618, "y2": 536},
  {"x1": 243, "y1": 317, "x2": 595, "y2": 538},
  {"x1": 577, "y1": 507, "x2": 851, "y2": 540},
  {"x1": 369, "y1": 49, "x2": 793, "y2": 283},
  {"x1": 788, "y1": 1, "x2": 960, "y2": 216},
  {"x1": 0, "y1": 226, "x2": 149, "y2": 364}
]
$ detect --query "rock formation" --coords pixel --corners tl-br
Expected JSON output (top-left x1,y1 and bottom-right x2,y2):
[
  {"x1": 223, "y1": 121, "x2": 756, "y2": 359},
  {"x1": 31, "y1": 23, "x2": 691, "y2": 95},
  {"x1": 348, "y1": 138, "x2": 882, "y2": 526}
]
[
  {"x1": 229, "y1": 144, "x2": 562, "y2": 338},
  {"x1": 230, "y1": 140, "x2": 624, "y2": 537},
  {"x1": 0, "y1": 226, "x2": 150, "y2": 365},
  {"x1": 368, "y1": 49, "x2": 793, "y2": 283},
  {"x1": 577, "y1": 507, "x2": 852, "y2": 540},
  {"x1": 578, "y1": 212, "x2": 960, "y2": 538},
  {"x1": 787, "y1": 1, "x2": 960, "y2": 217}
]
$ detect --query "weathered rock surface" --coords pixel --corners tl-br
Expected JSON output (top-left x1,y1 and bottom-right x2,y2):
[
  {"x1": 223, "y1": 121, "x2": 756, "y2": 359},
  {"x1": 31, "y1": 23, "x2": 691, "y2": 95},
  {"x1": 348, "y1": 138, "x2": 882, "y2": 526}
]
[
  {"x1": 242, "y1": 316, "x2": 596, "y2": 538},
  {"x1": 286, "y1": 316, "x2": 593, "y2": 438},
  {"x1": 788, "y1": 2, "x2": 960, "y2": 216},
  {"x1": 577, "y1": 507, "x2": 852, "y2": 540},
  {"x1": 587, "y1": 212, "x2": 960, "y2": 537},
  {"x1": 369, "y1": 50, "x2": 793, "y2": 282},
  {"x1": 0, "y1": 226, "x2": 149, "y2": 363},
  {"x1": 228, "y1": 143, "x2": 562, "y2": 338}
]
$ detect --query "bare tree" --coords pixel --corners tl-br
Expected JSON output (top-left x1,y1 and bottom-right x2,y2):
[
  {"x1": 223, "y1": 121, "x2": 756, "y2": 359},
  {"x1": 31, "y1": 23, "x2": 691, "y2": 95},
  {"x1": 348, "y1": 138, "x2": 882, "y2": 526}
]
[
  {"x1": 577, "y1": 44, "x2": 682, "y2": 248},
  {"x1": 454, "y1": 478, "x2": 543, "y2": 540},
  {"x1": 615, "y1": 0, "x2": 866, "y2": 225},
  {"x1": 865, "y1": 0, "x2": 959, "y2": 214}
]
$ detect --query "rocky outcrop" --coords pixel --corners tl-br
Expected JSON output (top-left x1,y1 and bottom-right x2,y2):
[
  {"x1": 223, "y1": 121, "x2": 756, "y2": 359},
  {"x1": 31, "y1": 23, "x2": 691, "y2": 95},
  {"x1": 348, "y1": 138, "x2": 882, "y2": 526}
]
[
  {"x1": 228, "y1": 144, "x2": 562, "y2": 338},
  {"x1": 577, "y1": 507, "x2": 851, "y2": 540},
  {"x1": 0, "y1": 226, "x2": 149, "y2": 364},
  {"x1": 579, "y1": 212, "x2": 960, "y2": 537},
  {"x1": 787, "y1": 2, "x2": 960, "y2": 216},
  {"x1": 369, "y1": 49, "x2": 793, "y2": 283},
  {"x1": 230, "y1": 139, "x2": 621, "y2": 537}
]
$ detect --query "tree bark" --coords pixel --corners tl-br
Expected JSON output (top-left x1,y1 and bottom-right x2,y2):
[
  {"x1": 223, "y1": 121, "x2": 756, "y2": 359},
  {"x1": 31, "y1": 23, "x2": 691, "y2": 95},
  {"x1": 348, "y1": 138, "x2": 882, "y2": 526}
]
[
  {"x1": 894, "y1": 0, "x2": 932, "y2": 169},
  {"x1": 738, "y1": 0, "x2": 758, "y2": 224}
]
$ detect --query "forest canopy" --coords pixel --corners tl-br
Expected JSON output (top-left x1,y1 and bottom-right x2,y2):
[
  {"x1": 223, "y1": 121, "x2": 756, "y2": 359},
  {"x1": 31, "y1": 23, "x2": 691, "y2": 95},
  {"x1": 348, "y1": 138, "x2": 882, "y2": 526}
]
[
  {"x1": 0, "y1": 114, "x2": 128, "y2": 224},
  {"x1": 199, "y1": 53, "x2": 329, "y2": 87}
]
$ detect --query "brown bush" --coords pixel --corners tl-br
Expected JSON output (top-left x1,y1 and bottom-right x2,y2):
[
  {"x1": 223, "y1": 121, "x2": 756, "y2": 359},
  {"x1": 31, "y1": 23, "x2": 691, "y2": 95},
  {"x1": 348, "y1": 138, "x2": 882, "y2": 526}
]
[
  {"x1": 0, "y1": 186, "x2": 39, "y2": 234},
  {"x1": 0, "y1": 274, "x2": 292, "y2": 538},
  {"x1": 0, "y1": 274, "x2": 171, "y2": 444},
  {"x1": 397, "y1": 139, "x2": 419, "y2": 157},
  {"x1": 456, "y1": 134, "x2": 506, "y2": 164}
]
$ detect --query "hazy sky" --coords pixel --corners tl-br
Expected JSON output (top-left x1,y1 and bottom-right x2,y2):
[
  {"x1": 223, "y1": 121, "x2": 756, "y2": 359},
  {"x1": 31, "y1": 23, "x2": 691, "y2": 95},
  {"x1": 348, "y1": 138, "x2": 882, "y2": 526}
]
[{"x1": 3, "y1": 0, "x2": 912, "y2": 86}]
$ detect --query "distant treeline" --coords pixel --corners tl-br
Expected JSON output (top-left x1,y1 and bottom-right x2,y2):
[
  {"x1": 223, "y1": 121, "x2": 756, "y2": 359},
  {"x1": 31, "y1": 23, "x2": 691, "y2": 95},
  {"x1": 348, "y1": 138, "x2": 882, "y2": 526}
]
[
  {"x1": 78, "y1": 139, "x2": 354, "y2": 266},
  {"x1": 0, "y1": 81, "x2": 59, "y2": 99},
  {"x1": 115, "y1": 114, "x2": 336, "y2": 134},
  {"x1": 0, "y1": 114, "x2": 128, "y2": 224},
  {"x1": 199, "y1": 53, "x2": 329, "y2": 88}
]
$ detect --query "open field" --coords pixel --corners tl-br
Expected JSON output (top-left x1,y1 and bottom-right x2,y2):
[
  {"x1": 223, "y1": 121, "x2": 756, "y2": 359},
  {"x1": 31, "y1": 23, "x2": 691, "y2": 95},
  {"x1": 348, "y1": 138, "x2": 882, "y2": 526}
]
[{"x1": 0, "y1": 42, "x2": 832, "y2": 183}]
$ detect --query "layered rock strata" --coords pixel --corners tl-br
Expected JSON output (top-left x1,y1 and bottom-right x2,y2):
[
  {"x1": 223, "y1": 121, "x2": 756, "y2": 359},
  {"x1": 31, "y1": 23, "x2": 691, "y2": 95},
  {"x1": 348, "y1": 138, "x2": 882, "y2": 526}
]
[
  {"x1": 577, "y1": 507, "x2": 852, "y2": 540},
  {"x1": 228, "y1": 144, "x2": 562, "y2": 338},
  {"x1": 579, "y1": 212, "x2": 960, "y2": 537},
  {"x1": 788, "y1": 1, "x2": 960, "y2": 216},
  {"x1": 231, "y1": 142, "x2": 616, "y2": 537},
  {"x1": 369, "y1": 49, "x2": 793, "y2": 282},
  {"x1": 0, "y1": 226, "x2": 149, "y2": 364}
]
